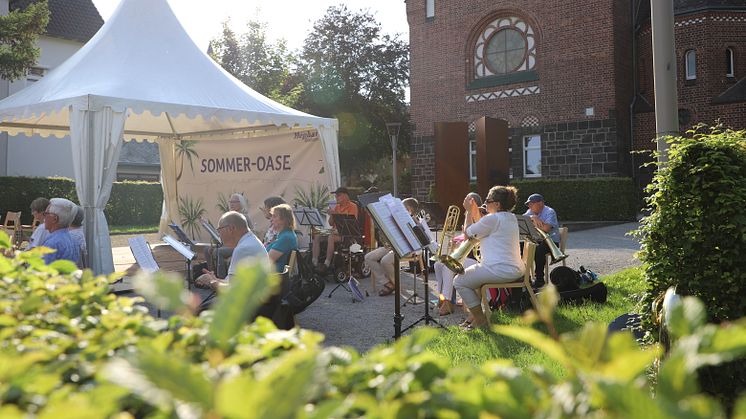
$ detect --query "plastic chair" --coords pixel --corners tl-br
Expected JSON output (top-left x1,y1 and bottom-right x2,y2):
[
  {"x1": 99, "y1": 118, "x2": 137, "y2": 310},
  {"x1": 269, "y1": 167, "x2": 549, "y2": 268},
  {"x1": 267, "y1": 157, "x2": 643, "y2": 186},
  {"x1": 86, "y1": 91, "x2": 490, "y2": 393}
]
[
  {"x1": 479, "y1": 242, "x2": 538, "y2": 325},
  {"x1": 544, "y1": 227, "x2": 569, "y2": 280}
]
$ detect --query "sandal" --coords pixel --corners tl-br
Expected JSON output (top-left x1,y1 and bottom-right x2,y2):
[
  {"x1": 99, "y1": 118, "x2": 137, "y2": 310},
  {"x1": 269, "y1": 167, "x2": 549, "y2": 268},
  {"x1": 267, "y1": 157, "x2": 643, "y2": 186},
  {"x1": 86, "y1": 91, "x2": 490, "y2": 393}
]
[{"x1": 378, "y1": 282, "x2": 395, "y2": 296}]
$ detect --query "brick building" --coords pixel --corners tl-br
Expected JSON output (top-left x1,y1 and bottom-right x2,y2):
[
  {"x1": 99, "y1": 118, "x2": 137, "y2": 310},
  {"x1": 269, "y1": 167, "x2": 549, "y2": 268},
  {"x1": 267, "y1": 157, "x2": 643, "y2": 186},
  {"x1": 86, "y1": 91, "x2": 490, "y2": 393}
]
[{"x1": 407, "y1": 0, "x2": 746, "y2": 200}]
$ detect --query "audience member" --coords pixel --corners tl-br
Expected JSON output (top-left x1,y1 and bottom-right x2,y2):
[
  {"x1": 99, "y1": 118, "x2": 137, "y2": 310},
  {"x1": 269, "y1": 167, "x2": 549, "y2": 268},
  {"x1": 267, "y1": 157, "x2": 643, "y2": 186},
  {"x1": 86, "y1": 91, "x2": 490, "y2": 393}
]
[
  {"x1": 261, "y1": 196, "x2": 287, "y2": 245},
  {"x1": 68, "y1": 205, "x2": 87, "y2": 267},
  {"x1": 40, "y1": 198, "x2": 80, "y2": 265},
  {"x1": 26, "y1": 197, "x2": 50, "y2": 249}
]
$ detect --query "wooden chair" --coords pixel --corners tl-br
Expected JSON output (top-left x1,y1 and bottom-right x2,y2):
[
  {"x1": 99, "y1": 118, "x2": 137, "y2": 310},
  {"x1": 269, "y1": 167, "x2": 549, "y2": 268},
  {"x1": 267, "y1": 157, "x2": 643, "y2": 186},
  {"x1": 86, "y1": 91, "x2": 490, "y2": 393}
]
[
  {"x1": 286, "y1": 249, "x2": 298, "y2": 277},
  {"x1": 544, "y1": 226, "x2": 569, "y2": 280},
  {"x1": 2, "y1": 211, "x2": 22, "y2": 246},
  {"x1": 479, "y1": 241, "x2": 538, "y2": 325}
]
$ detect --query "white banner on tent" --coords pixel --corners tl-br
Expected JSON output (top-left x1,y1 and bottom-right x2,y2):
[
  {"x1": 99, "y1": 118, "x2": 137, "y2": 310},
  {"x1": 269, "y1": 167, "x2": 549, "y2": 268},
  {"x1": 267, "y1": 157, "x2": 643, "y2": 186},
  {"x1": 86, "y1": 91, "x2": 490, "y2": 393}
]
[{"x1": 175, "y1": 129, "x2": 332, "y2": 241}]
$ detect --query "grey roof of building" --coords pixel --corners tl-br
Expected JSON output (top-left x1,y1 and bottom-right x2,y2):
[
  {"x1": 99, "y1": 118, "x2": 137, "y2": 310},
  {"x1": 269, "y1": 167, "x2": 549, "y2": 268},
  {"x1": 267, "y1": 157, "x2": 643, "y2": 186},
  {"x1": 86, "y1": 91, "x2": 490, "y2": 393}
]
[
  {"x1": 712, "y1": 77, "x2": 746, "y2": 104},
  {"x1": 10, "y1": 0, "x2": 104, "y2": 43},
  {"x1": 636, "y1": 0, "x2": 746, "y2": 27},
  {"x1": 118, "y1": 141, "x2": 161, "y2": 166}
]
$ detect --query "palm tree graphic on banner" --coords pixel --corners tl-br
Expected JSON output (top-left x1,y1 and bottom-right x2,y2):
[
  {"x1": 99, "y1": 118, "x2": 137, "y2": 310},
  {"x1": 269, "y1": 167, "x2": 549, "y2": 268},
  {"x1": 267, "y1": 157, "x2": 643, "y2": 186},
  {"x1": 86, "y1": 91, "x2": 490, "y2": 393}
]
[{"x1": 175, "y1": 140, "x2": 199, "y2": 181}]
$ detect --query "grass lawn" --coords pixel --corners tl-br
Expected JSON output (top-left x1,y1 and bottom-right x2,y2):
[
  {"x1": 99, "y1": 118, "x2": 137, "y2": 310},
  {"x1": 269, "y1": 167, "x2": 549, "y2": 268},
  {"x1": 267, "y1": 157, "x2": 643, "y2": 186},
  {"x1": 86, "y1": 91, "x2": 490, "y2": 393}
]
[
  {"x1": 109, "y1": 224, "x2": 159, "y2": 234},
  {"x1": 425, "y1": 266, "x2": 646, "y2": 377}
]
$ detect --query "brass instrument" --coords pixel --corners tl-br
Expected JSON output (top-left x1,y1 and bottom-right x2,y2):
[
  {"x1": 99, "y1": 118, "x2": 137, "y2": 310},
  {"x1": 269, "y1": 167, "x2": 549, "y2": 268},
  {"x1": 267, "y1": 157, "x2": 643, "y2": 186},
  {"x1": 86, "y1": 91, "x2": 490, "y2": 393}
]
[
  {"x1": 431, "y1": 205, "x2": 461, "y2": 261},
  {"x1": 535, "y1": 227, "x2": 568, "y2": 264},
  {"x1": 440, "y1": 236, "x2": 480, "y2": 274}
]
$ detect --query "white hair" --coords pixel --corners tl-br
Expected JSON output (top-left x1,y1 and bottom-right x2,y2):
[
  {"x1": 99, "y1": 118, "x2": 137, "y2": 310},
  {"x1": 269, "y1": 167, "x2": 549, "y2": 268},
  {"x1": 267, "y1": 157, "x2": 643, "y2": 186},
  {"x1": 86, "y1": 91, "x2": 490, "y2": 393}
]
[{"x1": 47, "y1": 198, "x2": 77, "y2": 228}]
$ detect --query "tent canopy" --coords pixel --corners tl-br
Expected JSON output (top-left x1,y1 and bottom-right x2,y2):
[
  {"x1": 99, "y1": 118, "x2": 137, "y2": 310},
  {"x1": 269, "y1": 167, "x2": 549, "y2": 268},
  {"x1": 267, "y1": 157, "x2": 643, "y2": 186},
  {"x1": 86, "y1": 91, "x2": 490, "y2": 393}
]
[{"x1": 0, "y1": 0, "x2": 340, "y2": 274}]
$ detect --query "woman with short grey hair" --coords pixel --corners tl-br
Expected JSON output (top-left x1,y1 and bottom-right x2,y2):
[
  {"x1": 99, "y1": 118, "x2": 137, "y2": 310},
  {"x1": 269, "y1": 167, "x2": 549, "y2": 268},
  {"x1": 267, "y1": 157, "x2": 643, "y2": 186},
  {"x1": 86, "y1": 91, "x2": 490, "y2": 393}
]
[{"x1": 40, "y1": 198, "x2": 80, "y2": 265}]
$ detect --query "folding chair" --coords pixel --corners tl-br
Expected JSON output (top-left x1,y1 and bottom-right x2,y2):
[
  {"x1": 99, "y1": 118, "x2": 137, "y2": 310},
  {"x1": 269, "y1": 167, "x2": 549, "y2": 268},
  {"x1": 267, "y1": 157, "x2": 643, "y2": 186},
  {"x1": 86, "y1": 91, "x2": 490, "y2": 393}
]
[{"x1": 479, "y1": 242, "x2": 538, "y2": 325}]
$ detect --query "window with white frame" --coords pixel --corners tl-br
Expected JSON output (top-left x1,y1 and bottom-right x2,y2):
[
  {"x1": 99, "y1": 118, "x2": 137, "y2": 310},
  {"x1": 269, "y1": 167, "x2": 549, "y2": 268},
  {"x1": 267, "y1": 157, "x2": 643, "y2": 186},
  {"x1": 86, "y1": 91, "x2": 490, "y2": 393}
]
[
  {"x1": 426, "y1": 0, "x2": 434, "y2": 19},
  {"x1": 726, "y1": 48, "x2": 735, "y2": 77},
  {"x1": 469, "y1": 140, "x2": 477, "y2": 181},
  {"x1": 523, "y1": 135, "x2": 541, "y2": 177},
  {"x1": 685, "y1": 49, "x2": 696, "y2": 80}
]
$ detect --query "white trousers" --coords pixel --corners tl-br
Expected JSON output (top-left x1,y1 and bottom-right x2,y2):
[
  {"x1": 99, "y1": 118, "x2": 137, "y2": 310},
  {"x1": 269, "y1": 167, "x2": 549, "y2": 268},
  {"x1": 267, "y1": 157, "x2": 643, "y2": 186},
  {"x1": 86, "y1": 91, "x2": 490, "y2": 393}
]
[
  {"x1": 454, "y1": 263, "x2": 523, "y2": 309},
  {"x1": 434, "y1": 257, "x2": 476, "y2": 301},
  {"x1": 365, "y1": 246, "x2": 395, "y2": 285}
]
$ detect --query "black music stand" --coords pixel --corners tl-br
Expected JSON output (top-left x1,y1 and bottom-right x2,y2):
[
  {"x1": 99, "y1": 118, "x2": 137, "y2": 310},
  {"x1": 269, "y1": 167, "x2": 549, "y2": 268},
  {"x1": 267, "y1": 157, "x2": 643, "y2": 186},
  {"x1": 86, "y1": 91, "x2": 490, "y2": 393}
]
[
  {"x1": 401, "y1": 245, "x2": 445, "y2": 333},
  {"x1": 169, "y1": 222, "x2": 196, "y2": 248},
  {"x1": 326, "y1": 214, "x2": 362, "y2": 300},
  {"x1": 293, "y1": 206, "x2": 325, "y2": 249}
]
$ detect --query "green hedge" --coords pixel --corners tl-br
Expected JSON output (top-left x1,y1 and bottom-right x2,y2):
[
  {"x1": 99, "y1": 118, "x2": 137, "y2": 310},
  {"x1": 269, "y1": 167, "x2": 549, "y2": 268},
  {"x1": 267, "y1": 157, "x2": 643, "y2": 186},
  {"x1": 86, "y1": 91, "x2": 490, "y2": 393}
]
[
  {"x1": 510, "y1": 177, "x2": 640, "y2": 221},
  {"x1": 0, "y1": 176, "x2": 162, "y2": 226}
]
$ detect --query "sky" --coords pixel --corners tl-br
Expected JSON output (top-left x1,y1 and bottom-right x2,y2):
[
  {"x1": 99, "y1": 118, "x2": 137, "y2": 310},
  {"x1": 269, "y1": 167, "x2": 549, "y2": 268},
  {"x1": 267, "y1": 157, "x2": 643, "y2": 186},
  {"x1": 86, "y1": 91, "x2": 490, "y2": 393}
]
[{"x1": 90, "y1": 0, "x2": 409, "y2": 52}]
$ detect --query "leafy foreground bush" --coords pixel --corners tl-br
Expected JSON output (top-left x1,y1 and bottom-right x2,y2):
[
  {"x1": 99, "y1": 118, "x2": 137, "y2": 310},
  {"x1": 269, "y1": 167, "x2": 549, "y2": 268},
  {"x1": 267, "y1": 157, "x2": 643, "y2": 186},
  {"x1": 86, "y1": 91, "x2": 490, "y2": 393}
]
[
  {"x1": 1, "y1": 232, "x2": 745, "y2": 418},
  {"x1": 636, "y1": 126, "x2": 746, "y2": 407}
]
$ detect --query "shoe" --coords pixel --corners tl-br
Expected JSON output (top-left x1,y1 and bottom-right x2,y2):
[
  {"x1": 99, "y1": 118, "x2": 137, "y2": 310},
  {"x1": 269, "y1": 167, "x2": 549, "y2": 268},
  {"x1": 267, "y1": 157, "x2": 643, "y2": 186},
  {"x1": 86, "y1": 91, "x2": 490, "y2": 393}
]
[
  {"x1": 378, "y1": 282, "x2": 395, "y2": 296},
  {"x1": 439, "y1": 300, "x2": 454, "y2": 316}
]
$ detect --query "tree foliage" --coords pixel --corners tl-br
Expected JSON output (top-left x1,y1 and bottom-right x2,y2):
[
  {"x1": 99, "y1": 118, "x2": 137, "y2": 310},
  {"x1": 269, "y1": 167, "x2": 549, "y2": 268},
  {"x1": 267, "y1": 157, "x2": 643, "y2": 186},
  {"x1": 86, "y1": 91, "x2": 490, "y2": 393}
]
[
  {"x1": 209, "y1": 19, "x2": 301, "y2": 107},
  {"x1": 0, "y1": 0, "x2": 49, "y2": 81},
  {"x1": 297, "y1": 6, "x2": 410, "y2": 180}
]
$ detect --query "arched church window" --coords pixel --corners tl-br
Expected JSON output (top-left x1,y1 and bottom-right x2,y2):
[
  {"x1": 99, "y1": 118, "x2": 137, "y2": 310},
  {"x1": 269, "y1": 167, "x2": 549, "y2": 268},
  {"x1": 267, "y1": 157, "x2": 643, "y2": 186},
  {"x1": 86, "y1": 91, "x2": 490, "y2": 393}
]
[{"x1": 475, "y1": 17, "x2": 536, "y2": 79}]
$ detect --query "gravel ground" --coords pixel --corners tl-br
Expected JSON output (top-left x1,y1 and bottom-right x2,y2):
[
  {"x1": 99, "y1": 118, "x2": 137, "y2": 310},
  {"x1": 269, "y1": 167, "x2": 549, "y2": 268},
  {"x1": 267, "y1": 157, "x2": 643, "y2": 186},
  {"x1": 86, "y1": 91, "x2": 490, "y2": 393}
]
[{"x1": 296, "y1": 222, "x2": 642, "y2": 352}]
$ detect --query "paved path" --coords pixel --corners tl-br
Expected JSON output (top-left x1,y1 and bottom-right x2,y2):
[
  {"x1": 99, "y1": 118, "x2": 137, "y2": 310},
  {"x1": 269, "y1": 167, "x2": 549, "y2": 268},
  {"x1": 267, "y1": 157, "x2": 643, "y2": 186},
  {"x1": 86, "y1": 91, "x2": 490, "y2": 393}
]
[{"x1": 296, "y1": 222, "x2": 642, "y2": 352}]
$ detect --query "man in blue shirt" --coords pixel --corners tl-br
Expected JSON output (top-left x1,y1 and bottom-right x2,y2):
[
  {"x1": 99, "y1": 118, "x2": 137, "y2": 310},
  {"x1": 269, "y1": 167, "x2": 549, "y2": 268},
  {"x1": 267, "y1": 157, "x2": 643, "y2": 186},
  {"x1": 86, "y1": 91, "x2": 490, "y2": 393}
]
[
  {"x1": 523, "y1": 193, "x2": 560, "y2": 288},
  {"x1": 41, "y1": 198, "x2": 81, "y2": 265}
]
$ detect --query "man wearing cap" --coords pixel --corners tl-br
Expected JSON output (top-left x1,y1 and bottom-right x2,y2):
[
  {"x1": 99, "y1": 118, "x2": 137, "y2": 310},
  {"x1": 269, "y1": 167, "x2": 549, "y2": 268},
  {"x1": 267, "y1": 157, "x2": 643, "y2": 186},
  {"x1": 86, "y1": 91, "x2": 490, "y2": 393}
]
[
  {"x1": 524, "y1": 193, "x2": 560, "y2": 288},
  {"x1": 312, "y1": 186, "x2": 359, "y2": 272}
]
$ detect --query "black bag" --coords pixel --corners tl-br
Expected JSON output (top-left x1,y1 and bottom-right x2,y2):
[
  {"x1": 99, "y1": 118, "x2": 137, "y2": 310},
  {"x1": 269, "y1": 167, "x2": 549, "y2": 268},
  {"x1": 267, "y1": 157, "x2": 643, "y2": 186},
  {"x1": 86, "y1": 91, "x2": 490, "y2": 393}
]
[
  {"x1": 550, "y1": 266, "x2": 580, "y2": 292},
  {"x1": 283, "y1": 252, "x2": 325, "y2": 314},
  {"x1": 558, "y1": 282, "x2": 608, "y2": 304}
]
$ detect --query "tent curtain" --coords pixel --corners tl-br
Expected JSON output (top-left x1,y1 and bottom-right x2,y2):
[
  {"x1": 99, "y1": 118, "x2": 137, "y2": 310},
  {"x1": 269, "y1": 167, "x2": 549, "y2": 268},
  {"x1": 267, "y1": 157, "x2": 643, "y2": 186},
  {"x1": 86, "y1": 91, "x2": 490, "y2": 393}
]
[
  {"x1": 70, "y1": 105, "x2": 126, "y2": 274},
  {"x1": 158, "y1": 137, "x2": 178, "y2": 236},
  {"x1": 317, "y1": 125, "x2": 340, "y2": 189}
]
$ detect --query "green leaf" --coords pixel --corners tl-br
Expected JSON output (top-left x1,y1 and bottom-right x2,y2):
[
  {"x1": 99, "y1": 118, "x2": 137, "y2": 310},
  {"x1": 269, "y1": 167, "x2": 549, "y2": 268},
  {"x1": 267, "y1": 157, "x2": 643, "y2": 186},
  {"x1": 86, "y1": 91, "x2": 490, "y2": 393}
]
[
  {"x1": 657, "y1": 353, "x2": 700, "y2": 400},
  {"x1": 598, "y1": 333, "x2": 660, "y2": 381},
  {"x1": 208, "y1": 259, "x2": 278, "y2": 350},
  {"x1": 49, "y1": 259, "x2": 79, "y2": 274},
  {"x1": 133, "y1": 271, "x2": 190, "y2": 313},
  {"x1": 0, "y1": 230, "x2": 11, "y2": 249},
  {"x1": 104, "y1": 347, "x2": 213, "y2": 411}
]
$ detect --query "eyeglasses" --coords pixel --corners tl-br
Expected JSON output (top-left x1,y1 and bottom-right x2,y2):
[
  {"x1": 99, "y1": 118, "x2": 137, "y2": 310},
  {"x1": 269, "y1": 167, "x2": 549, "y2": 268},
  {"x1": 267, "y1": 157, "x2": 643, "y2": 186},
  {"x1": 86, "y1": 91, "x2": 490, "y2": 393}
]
[
  {"x1": 43, "y1": 211, "x2": 57, "y2": 218},
  {"x1": 484, "y1": 199, "x2": 496, "y2": 204},
  {"x1": 216, "y1": 225, "x2": 229, "y2": 231}
]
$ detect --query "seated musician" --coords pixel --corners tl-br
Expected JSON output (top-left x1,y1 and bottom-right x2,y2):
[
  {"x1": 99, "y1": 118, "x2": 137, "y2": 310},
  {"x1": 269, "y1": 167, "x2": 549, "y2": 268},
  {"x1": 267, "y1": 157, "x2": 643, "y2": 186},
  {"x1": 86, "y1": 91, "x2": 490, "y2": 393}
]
[
  {"x1": 523, "y1": 193, "x2": 560, "y2": 288},
  {"x1": 311, "y1": 187, "x2": 358, "y2": 273},
  {"x1": 260, "y1": 196, "x2": 287, "y2": 245},
  {"x1": 453, "y1": 186, "x2": 525, "y2": 329},
  {"x1": 265, "y1": 204, "x2": 298, "y2": 273},
  {"x1": 204, "y1": 192, "x2": 254, "y2": 278},
  {"x1": 365, "y1": 198, "x2": 420, "y2": 296},
  {"x1": 433, "y1": 192, "x2": 482, "y2": 315}
]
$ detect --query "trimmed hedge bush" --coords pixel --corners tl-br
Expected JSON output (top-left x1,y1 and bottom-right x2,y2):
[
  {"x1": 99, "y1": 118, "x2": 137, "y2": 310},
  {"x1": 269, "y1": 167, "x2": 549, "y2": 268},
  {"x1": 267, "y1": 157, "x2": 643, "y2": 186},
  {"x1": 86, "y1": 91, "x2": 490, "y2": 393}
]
[
  {"x1": 635, "y1": 127, "x2": 746, "y2": 409},
  {"x1": 0, "y1": 176, "x2": 162, "y2": 226},
  {"x1": 1, "y1": 231, "x2": 745, "y2": 418},
  {"x1": 510, "y1": 177, "x2": 641, "y2": 221}
]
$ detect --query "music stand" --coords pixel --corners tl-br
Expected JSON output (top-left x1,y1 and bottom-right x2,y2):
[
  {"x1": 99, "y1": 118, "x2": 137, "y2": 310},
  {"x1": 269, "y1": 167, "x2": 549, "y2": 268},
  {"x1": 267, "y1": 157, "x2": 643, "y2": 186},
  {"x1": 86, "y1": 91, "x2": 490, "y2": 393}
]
[
  {"x1": 293, "y1": 206, "x2": 325, "y2": 249},
  {"x1": 163, "y1": 234, "x2": 197, "y2": 290},
  {"x1": 200, "y1": 219, "x2": 223, "y2": 279},
  {"x1": 516, "y1": 214, "x2": 543, "y2": 243},
  {"x1": 327, "y1": 214, "x2": 362, "y2": 300},
  {"x1": 168, "y1": 222, "x2": 196, "y2": 248}
]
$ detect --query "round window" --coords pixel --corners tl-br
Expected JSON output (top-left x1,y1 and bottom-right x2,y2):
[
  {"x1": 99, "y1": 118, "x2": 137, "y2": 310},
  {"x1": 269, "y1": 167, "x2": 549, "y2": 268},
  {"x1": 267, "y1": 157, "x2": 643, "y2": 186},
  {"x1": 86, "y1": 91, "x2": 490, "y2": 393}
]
[{"x1": 484, "y1": 28, "x2": 526, "y2": 75}]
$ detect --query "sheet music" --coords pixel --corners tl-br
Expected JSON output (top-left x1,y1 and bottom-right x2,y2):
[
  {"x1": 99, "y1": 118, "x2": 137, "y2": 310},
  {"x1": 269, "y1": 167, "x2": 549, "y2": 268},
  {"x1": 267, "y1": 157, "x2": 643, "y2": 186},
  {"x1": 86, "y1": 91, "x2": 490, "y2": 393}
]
[
  {"x1": 128, "y1": 236, "x2": 159, "y2": 273},
  {"x1": 169, "y1": 222, "x2": 195, "y2": 247},
  {"x1": 367, "y1": 201, "x2": 414, "y2": 257},
  {"x1": 200, "y1": 219, "x2": 222, "y2": 244},
  {"x1": 163, "y1": 235, "x2": 196, "y2": 260},
  {"x1": 293, "y1": 206, "x2": 329, "y2": 228},
  {"x1": 380, "y1": 195, "x2": 421, "y2": 250}
]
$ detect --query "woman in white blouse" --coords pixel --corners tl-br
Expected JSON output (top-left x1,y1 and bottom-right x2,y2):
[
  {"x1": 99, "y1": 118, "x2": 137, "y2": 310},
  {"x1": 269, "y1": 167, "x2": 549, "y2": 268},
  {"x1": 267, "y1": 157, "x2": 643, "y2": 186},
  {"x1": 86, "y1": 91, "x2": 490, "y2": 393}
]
[{"x1": 454, "y1": 185, "x2": 525, "y2": 329}]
